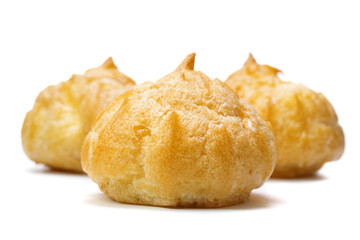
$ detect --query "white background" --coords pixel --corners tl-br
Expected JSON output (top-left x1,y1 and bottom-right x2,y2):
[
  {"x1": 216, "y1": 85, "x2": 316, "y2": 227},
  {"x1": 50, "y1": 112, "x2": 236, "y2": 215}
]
[{"x1": 1, "y1": 1, "x2": 359, "y2": 239}]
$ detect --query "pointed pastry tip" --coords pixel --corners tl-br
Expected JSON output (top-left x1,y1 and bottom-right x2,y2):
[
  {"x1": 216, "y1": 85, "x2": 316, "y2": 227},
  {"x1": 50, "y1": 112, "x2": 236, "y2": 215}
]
[
  {"x1": 245, "y1": 53, "x2": 282, "y2": 75},
  {"x1": 102, "y1": 57, "x2": 117, "y2": 69},
  {"x1": 245, "y1": 53, "x2": 257, "y2": 65},
  {"x1": 176, "y1": 53, "x2": 196, "y2": 71}
]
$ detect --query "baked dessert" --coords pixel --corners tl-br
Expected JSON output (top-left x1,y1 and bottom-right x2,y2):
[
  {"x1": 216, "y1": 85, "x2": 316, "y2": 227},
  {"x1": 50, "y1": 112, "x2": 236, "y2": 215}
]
[
  {"x1": 22, "y1": 58, "x2": 135, "y2": 172},
  {"x1": 226, "y1": 54, "x2": 345, "y2": 178},
  {"x1": 81, "y1": 53, "x2": 276, "y2": 207}
]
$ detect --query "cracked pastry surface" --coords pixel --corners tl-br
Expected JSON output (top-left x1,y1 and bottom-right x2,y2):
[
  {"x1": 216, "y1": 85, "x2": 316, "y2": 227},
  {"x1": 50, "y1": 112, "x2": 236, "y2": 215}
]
[
  {"x1": 226, "y1": 54, "x2": 344, "y2": 178},
  {"x1": 81, "y1": 53, "x2": 276, "y2": 207},
  {"x1": 22, "y1": 58, "x2": 135, "y2": 172}
]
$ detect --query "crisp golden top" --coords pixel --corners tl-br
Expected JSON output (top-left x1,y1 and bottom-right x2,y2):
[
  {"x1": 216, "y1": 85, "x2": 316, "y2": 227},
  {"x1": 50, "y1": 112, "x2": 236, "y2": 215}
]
[{"x1": 81, "y1": 53, "x2": 276, "y2": 207}]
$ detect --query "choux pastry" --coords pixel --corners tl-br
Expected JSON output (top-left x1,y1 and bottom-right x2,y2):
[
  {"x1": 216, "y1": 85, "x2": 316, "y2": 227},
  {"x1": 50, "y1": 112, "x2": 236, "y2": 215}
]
[
  {"x1": 226, "y1": 54, "x2": 344, "y2": 178},
  {"x1": 22, "y1": 58, "x2": 135, "y2": 172},
  {"x1": 81, "y1": 53, "x2": 276, "y2": 207}
]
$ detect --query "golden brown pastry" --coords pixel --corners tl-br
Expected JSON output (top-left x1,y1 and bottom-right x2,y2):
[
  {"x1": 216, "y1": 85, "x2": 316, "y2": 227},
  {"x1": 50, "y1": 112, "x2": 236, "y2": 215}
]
[
  {"x1": 81, "y1": 53, "x2": 276, "y2": 207},
  {"x1": 22, "y1": 58, "x2": 135, "y2": 172},
  {"x1": 226, "y1": 54, "x2": 345, "y2": 178}
]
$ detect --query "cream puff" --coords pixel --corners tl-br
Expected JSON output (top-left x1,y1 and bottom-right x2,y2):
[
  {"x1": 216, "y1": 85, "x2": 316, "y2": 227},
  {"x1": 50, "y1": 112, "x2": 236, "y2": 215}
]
[
  {"x1": 22, "y1": 58, "x2": 135, "y2": 172},
  {"x1": 226, "y1": 54, "x2": 344, "y2": 178},
  {"x1": 81, "y1": 53, "x2": 276, "y2": 207}
]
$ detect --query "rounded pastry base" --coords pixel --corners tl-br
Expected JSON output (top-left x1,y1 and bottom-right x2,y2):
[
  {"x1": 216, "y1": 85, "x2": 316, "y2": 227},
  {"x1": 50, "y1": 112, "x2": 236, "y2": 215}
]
[
  {"x1": 271, "y1": 162, "x2": 324, "y2": 178},
  {"x1": 32, "y1": 161, "x2": 84, "y2": 173},
  {"x1": 100, "y1": 184, "x2": 251, "y2": 208}
]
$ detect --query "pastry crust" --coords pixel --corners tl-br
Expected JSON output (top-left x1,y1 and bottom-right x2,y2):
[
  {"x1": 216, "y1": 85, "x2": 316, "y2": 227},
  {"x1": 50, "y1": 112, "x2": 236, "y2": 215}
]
[
  {"x1": 81, "y1": 53, "x2": 276, "y2": 207},
  {"x1": 226, "y1": 54, "x2": 345, "y2": 178},
  {"x1": 22, "y1": 58, "x2": 135, "y2": 172}
]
